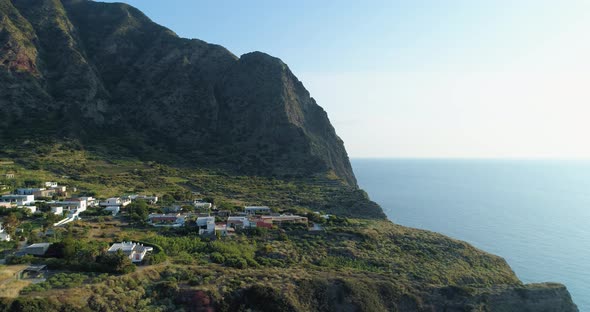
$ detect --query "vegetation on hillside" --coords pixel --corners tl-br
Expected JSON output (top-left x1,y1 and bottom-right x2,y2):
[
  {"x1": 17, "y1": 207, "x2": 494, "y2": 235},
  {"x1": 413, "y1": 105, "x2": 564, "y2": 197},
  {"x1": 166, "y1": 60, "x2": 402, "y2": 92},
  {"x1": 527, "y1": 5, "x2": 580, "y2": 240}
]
[{"x1": 0, "y1": 142, "x2": 384, "y2": 219}]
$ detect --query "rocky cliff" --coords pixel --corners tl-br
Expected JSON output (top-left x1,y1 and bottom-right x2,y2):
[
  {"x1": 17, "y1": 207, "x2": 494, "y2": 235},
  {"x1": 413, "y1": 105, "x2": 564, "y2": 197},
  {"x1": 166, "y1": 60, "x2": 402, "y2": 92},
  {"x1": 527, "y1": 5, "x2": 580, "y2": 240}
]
[{"x1": 0, "y1": 0, "x2": 356, "y2": 186}]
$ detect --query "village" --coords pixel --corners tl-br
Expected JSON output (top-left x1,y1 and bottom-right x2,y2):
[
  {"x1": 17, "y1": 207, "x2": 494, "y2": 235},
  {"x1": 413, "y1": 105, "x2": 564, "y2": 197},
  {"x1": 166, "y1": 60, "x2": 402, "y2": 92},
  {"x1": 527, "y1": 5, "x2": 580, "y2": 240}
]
[{"x1": 0, "y1": 179, "x2": 330, "y2": 270}]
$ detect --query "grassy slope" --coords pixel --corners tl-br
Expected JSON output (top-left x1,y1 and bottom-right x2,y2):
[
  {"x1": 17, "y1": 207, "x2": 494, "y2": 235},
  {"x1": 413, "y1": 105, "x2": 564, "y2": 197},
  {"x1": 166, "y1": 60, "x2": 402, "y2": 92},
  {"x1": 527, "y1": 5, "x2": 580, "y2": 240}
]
[
  {"x1": 2, "y1": 218, "x2": 520, "y2": 311},
  {"x1": 0, "y1": 142, "x2": 530, "y2": 311},
  {"x1": 0, "y1": 141, "x2": 384, "y2": 218}
]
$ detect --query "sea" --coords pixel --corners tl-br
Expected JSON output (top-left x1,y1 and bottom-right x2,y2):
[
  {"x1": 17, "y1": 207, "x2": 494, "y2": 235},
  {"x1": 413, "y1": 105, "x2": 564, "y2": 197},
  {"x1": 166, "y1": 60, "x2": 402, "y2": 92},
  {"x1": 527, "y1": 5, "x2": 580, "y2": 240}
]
[{"x1": 352, "y1": 159, "x2": 589, "y2": 311}]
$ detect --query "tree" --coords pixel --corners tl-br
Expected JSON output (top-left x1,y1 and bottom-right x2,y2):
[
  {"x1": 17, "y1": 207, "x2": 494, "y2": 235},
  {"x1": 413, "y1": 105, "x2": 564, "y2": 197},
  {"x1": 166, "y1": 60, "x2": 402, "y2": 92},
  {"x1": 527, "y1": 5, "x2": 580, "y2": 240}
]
[
  {"x1": 127, "y1": 200, "x2": 149, "y2": 224},
  {"x1": 98, "y1": 249, "x2": 135, "y2": 274},
  {"x1": 2, "y1": 213, "x2": 19, "y2": 236},
  {"x1": 62, "y1": 234, "x2": 76, "y2": 264}
]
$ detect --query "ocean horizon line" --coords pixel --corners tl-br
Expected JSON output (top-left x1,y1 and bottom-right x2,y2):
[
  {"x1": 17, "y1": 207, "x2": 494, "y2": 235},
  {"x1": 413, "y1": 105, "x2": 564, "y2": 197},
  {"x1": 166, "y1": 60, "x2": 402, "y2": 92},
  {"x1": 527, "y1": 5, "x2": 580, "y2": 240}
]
[{"x1": 351, "y1": 157, "x2": 590, "y2": 162}]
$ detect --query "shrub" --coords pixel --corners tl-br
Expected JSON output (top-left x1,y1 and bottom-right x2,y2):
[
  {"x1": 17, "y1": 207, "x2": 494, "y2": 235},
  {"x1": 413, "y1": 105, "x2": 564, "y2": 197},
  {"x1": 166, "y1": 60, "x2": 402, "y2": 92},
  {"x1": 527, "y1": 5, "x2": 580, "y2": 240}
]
[
  {"x1": 224, "y1": 257, "x2": 247, "y2": 269},
  {"x1": 210, "y1": 252, "x2": 225, "y2": 264}
]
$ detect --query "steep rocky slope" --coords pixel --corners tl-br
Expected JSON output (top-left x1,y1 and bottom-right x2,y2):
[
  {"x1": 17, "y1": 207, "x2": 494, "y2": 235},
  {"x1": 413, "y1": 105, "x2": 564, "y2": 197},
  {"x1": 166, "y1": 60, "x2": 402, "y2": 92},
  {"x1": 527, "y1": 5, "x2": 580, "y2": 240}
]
[{"x1": 0, "y1": 0, "x2": 356, "y2": 186}]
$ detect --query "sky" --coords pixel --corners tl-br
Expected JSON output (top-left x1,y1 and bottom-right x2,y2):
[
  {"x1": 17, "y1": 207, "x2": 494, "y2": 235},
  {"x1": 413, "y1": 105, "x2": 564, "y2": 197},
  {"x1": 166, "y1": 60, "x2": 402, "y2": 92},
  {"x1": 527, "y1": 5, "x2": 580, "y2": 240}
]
[{"x1": 101, "y1": 0, "x2": 590, "y2": 158}]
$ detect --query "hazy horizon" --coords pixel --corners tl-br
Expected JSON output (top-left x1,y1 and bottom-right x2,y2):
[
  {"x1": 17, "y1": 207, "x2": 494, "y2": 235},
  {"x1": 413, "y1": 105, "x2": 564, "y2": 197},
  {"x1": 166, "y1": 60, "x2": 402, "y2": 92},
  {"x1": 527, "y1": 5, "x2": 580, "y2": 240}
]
[{"x1": 101, "y1": 0, "x2": 590, "y2": 158}]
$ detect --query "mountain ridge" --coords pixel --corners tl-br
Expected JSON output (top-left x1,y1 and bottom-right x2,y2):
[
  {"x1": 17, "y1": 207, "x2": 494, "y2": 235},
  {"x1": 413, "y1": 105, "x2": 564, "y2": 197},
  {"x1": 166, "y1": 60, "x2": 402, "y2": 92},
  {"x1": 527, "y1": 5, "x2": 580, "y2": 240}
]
[{"x1": 0, "y1": 0, "x2": 357, "y2": 186}]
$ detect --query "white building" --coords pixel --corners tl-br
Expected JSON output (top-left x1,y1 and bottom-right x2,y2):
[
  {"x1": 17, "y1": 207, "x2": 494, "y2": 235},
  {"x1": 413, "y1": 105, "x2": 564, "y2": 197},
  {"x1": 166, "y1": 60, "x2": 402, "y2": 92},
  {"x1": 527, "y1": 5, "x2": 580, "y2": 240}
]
[
  {"x1": 227, "y1": 216, "x2": 251, "y2": 229},
  {"x1": 51, "y1": 206, "x2": 63, "y2": 215},
  {"x1": 0, "y1": 195, "x2": 35, "y2": 206},
  {"x1": 79, "y1": 197, "x2": 97, "y2": 207},
  {"x1": 108, "y1": 242, "x2": 153, "y2": 263},
  {"x1": 45, "y1": 182, "x2": 58, "y2": 188},
  {"x1": 100, "y1": 197, "x2": 131, "y2": 207},
  {"x1": 0, "y1": 223, "x2": 10, "y2": 242},
  {"x1": 49, "y1": 198, "x2": 87, "y2": 213},
  {"x1": 244, "y1": 206, "x2": 271, "y2": 215},
  {"x1": 130, "y1": 195, "x2": 158, "y2": 204},
  {"x1": 194, "y1": 201, "x2": 212, "y2": 210},
  {"x1": 196, "y1": 216, "x2": 215, "y2": 234}
]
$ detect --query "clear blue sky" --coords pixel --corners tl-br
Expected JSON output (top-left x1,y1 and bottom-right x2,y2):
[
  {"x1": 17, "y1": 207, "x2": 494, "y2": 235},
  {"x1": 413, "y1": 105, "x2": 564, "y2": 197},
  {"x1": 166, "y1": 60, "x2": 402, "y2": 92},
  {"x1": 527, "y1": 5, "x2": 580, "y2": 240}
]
[{"x1": 101, "y1": 0, "x2": 590, "y2": 158}]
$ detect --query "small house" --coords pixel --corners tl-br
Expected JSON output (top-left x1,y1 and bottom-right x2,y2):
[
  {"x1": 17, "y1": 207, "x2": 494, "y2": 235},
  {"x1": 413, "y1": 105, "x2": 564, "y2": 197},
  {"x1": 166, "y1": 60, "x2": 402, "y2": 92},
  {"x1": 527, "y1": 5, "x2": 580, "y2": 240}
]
[
  {"x1": 49, "y1": 198, "x2": 87, "y2": 213},
  {"x1": 133, "y1": 195, "x2": 158, "y2": 204},
  {"x1": 33, "y1": 189, "x2": 57, "y2": 198},
  {"x1": 257, "y1": 215, "x2": 308, "y2": 226},
  {"x1": 196, "y1": 216, "x2": 215, "y2": 235},
  {"x1": 0, "y1": 223, "x2": 10, "y2": 242},
  {"x1": 0, "y1": 195, "x2": 35, "y2": 206},
  {"x1": 227, "y1": 216, "x2": 251, "y2": 229},
  {"x1": 215, "y1": 224, "x2": 234, "y2": 237},
  {"x1": 20, "y1": 243, "x2": 51, "y2": 256},
  {"x1": 51, "y1": 206, "x2": 63, "y2": 215},
  {"x1": 79, "y1": 197, "x2": 97, "y2": 207},
  {"x1": 108, "y1": 242, "x2": 153, "y2": 263},
  {"x1": 194, "y1": 201, "x2": 212, "y2": 210},
  {"x1": 148, "y1": 213, "x2": 185, "y2": 227},
  {"x1": 244, "y1": 206, "x2": 271, "y2": 215},
  {"x1": 101, "y1": 197, "x2": 131, "y2": 207}
]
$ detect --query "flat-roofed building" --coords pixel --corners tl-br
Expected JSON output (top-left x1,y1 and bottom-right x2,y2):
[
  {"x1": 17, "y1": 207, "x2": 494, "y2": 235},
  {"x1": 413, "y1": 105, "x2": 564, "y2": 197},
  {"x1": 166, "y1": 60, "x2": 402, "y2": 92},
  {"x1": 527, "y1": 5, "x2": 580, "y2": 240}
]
[
  {"x1": 244, "y1": 206, "x2": 271, "y2": 215},
  {"x1": 148, "y1": 213, "x2": 185, "y2": 227},
  {"x1": 196, "y1": 216, "x2": 215, "y2": 234},
  {"x1": 0, "y1": 195, "x2": 34, "y2": 206},
  {"x1": 227, "y1": 216, "x2": 251, "y2": 229},
  {"x1": 108, "y1": 242, "x2": 153, "y2": 263},
  {"x1": 256, "y1": 215, "x2": 308, "y2": 226},
  {"x1": 20, "y1": 243, "x2": 51, "y2": 256}
]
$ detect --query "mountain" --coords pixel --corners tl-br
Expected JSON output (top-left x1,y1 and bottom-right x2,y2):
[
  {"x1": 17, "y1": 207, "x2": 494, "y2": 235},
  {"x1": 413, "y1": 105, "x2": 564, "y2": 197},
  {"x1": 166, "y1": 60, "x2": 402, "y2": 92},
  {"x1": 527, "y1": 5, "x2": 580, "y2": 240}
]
[
  {"x1": 0, "y1": 1, "x2": 579, "y2": 311},
  {"x1": 0, "y1": 0, "x2": 356, "y2": 186}
]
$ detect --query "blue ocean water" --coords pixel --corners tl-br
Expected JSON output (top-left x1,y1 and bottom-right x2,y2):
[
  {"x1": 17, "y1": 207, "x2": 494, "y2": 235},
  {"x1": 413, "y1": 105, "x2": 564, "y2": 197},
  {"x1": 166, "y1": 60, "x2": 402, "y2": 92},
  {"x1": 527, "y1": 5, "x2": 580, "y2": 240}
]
[{"x1": 352, "y1": 159, "x2": 589, "y2": 311}]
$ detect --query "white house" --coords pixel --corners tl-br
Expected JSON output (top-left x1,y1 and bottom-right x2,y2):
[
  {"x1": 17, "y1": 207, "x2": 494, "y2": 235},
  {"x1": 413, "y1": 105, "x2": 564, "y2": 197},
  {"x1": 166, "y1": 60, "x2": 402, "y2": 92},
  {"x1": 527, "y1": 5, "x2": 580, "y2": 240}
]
[
  {"x1": 196, "y1": 216, "x2": 215, "y2": 235},
  {"x1": 0, "y1": 195, "x2": 35, "y2": 206},
  {"x1": 194, "y1": 201, "x2": 212, "y2": 210},
  {"x1": 227, "y1": 216, "x2": 251, "y2": 229},
  {"x1": 49, "y1": 198, "x2": 87, "y2": 213},
  {"x1": 45, "y1": 182, "x2": 58, "y2": 188},
  {"x1": 100, "y1": 197, "x2": 131, "y2": 207},
  {"x1": 51, "y1": 206, "x2": 63, "y2": 215},
  {"x1": 130, "y1": 195, "x2": 158, "y2": 204},
  {"x1": 244, "y1": 206, "x2": 271, "y2": 215},
  {"x1": 0, "y1": 223, "x2": 10, "y2": 242},
  {"x1": 108, "y1": 242, "x2": 153, "y2": 263},
  {"x1": 215, "y1": 224, "x2": 234, "y2": 237},
  {"x1": 79, "y1": 197, "x2": 97, "y2": 207}
]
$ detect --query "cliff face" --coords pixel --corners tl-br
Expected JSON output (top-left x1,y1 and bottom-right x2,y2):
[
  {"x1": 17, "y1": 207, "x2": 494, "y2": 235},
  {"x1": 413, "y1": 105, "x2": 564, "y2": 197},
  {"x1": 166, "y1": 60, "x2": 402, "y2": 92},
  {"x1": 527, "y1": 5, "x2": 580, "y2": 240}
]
[
  {"x1": 421, "y1": 283, "x2": 579, "y2": 312},
  {"x1": 222, "y1": 280, "x2": 579, "y2": 312},
  {"x1": 0, "y1": 0, "x2": 357, "y2": 186}
]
